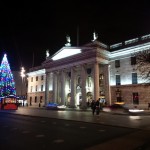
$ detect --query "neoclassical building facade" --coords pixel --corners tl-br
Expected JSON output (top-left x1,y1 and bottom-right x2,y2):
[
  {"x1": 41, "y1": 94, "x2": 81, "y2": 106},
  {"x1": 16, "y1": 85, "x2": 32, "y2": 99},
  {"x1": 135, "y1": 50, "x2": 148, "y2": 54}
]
[{"x1": 27, "y1": 33, "x2": 150, "y2": 108}]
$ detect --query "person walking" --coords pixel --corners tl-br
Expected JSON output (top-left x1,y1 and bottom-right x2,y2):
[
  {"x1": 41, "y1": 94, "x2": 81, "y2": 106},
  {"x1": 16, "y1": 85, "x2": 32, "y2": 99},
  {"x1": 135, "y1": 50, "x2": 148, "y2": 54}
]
[
  {"x1": 148, "y1": 103, "x2": 150, "y2": 110},
  {"x1": 95, "y1": 99, "x2": 100, "y2": 115},
  {"x1": 91, "y1": 100, "x2": 96, "y2": 115}
]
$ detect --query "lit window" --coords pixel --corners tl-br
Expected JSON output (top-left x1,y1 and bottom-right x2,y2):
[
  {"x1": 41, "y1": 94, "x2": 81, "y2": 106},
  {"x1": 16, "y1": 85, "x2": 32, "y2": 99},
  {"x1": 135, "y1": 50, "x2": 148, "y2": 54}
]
[
  {"x1": 41, "y1": 85, "x2": 43, "y2": 91},
  {"x1": 88, "y1": 76, "x2": 92, "y2": 87},
  {"x1": 132, "y1": 73, "x2": 137, "y2": 84},
  {"x1": 116, "y1": 75, "x2": 121, "y2": 85}
]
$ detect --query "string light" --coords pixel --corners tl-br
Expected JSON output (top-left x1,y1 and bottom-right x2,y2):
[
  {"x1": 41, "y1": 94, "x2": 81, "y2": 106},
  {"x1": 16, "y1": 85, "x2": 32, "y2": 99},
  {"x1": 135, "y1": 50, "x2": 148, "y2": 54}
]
[{"x1": 0, "y1": 54, "x2": 16, "y2": 97}]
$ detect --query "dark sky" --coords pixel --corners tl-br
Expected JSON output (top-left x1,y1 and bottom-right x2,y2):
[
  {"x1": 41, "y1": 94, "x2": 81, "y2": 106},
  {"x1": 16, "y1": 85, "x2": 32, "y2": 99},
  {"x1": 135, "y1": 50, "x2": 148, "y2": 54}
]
[{"x1": 0, "y1": 0, "x2": 150, "y2": 71}]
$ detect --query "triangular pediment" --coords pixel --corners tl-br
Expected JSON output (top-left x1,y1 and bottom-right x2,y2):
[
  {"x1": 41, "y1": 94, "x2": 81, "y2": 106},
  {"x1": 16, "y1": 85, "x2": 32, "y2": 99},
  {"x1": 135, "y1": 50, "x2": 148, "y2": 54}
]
[{"x1": 51, "y1": 47, "x2": 82, "y2": 61}]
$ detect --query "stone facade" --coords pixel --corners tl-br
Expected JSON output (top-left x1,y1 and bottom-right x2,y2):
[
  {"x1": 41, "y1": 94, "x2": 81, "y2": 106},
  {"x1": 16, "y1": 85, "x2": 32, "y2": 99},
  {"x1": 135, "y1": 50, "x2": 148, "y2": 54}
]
[
  {"x1": 27, "y1": 68, "x2": 46, "y2": 107},
  {"x1": 27, "y1": 34, "x2": 150, "y2": 109},
  {"x1": 111, "y1": 84, "x2": 150, "y2": 109}
]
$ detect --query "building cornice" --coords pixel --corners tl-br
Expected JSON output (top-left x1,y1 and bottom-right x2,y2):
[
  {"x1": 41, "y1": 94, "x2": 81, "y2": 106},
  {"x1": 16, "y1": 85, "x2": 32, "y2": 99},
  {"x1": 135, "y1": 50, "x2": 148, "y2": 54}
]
[{"x1": 110, "y1": 42, "x2": 150, "y2": 59}]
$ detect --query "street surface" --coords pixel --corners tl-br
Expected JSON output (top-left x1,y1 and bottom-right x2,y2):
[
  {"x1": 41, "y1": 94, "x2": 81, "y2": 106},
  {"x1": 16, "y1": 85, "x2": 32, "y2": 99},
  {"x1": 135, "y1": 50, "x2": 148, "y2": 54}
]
[{"x1": 0, "y1": 107, "x2": 150, "y2": 150}]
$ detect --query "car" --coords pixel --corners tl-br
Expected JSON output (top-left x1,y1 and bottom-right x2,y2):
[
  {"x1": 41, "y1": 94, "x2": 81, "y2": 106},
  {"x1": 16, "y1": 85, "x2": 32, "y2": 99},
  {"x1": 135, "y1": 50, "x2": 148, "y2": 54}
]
[
  {"x1": 46, "y1": 102, "x2": 66, "y2": 110},
  {"x1": 128, "y1": 107, "x2": 144, "y2": 114},
  {"x1": 102, "y1": 103, "x2": 129, "y2": 114}
]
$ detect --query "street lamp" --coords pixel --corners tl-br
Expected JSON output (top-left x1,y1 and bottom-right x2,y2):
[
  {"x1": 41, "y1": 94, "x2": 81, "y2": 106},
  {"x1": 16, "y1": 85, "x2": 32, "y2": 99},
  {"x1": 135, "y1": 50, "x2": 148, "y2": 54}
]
[{"x1": 20, "y1": 67, "x2": 26, "y2": 106}]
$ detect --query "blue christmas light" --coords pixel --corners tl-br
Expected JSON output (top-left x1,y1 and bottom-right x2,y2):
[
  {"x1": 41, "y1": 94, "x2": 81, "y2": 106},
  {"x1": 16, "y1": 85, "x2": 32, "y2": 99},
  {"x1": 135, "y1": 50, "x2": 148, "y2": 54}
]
[{"x1": 0, "y1": 53, "x2": 16, "y2": 97}]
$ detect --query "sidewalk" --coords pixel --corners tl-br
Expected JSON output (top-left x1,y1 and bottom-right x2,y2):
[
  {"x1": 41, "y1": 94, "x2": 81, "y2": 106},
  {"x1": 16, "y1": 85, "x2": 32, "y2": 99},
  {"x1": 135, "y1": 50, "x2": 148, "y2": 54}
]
[
  {"x1": 1, "y1": 106, "x2": 150, "y2": 129},
  {"x1": 24, "y1": 105, "x2": 150, "y2": 112}
]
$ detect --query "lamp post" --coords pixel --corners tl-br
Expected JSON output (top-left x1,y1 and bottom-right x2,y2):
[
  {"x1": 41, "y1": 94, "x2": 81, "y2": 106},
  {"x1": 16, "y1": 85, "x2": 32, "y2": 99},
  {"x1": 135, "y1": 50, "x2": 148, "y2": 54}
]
[{"x1": 20, "y1": 67, "x2": 25, "y2": 106}]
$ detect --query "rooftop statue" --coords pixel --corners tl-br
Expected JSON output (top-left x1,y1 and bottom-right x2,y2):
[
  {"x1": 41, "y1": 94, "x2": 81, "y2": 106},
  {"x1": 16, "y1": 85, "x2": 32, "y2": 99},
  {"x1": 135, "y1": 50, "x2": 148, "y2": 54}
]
[
  {"x1": 65, "y1": 35, "x2": 71, "y2": 46},
  {"x1": 46, "y1": 49, "x2": 50, "y2": 58},
  {"x1": 92, "y1": 31, "x2": 98, "y2": 41}
]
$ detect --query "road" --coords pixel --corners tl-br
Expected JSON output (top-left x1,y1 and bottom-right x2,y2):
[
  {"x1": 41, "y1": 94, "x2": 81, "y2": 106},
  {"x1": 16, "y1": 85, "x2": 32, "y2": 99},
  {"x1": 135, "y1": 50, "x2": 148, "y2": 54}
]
[
  {"x1": 0, "y1": 107, "x2": 150, "y2": 150},
  {"x1": 0, "y1": 113, "x2": 141, "y2": 150}
]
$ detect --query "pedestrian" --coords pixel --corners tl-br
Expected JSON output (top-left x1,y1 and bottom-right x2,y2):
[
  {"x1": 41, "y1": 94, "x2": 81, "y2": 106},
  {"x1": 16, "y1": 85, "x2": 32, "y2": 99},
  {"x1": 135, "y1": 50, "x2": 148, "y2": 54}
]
[
  {"x1": 95, "y1": 99, "x2": 100, "y2": 115},
  {"x1": 91, "y1": 100, "x2": 96, "y2": 115},
  {"x1": 148, "y1": 103, "x2": 150, "y2": 110}
]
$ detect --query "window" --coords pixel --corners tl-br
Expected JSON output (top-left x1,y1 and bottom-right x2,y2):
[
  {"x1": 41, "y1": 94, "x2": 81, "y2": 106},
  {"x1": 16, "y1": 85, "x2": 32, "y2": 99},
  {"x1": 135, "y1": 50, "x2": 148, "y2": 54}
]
[
  {"x1": 36, "y1": 85, "x2": 38, "y2": 91},
  {"x1": 115, "y1": 60, "x2": 120, "y2": 68},
  {"x1": 30, "y1": 97, "x2": 32, "y2": 106},
  {"x1": 69, "y1": 79, "x2": 71, "y2": 89},
  {"x1": 131, "y1": 57, "x2": 136, "y2": 65},
  {"x1": 99, "y1": 74, "x2": 104, "y2": 80},
  {"x1": 116, "y1": 75, "x2": 121, "y2": 85},
  {"x1": 35, "y1": 96, "x2": 37, "y2": 103},
  {"x1": 99, "y1": 74, "x2": 104, "y2": 86},
  {"x1": 147, "y1": 53, "x2": 150, "y2": 63},
  {"x1": 31, "y1": 77, "x2": 33, "y2": 82},
  {"x1": 41, "y1": 85, "x2": 43, "y2": 91},
  {"x1": 132, "y1": 73, "x2": 137, "y2": 84},
  {"x1": 36, "y1": 76, "x2": 38, "y2": 81},
  {"x1": 31, "y1": 86, "x2": 33, "y2": 92},
  {"x1": 133, "y1": 92, "x2": 139, "y2": 104},
  {"x1": 116, "y1": 89, "x2": 122, "y2": 102},
  {"x1": 87, "y1": 68, "x2": 91, "y2": 74},
  {"x1": 40, "y1": 96, "x2": 43, "y2": 103},
  {"x1": 41, "y1": 75, "x2": 44, "y2": 80},
  {"x1": 77, "y1": 76, "x2": 81, "y2": 85},
  {"x1": 88, "y1": 76, "x2": 92, "y2": 87}
]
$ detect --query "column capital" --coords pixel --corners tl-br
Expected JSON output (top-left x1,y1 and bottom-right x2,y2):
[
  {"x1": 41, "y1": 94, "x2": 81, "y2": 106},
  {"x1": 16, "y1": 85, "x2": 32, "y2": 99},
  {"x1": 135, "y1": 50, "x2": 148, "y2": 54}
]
[
  {"x1": 61, "y1": 68, "x2": 67, "y2": 73},
  {"x1": 53, "y1": 70, "x2": 60, "y2": 75},
  {"x1": 81, "y1": 63, "x2": 87, "y2": 67},
  {"x1": 46, "y1": 72, "x2": 50, "y2": 75}
]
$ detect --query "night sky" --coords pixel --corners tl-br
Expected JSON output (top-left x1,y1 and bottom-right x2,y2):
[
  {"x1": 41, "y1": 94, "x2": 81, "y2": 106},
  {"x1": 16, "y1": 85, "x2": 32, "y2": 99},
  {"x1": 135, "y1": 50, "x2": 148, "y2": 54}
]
[{"x1": 0, "y1": 0, "x2": 150, "y2": 71}]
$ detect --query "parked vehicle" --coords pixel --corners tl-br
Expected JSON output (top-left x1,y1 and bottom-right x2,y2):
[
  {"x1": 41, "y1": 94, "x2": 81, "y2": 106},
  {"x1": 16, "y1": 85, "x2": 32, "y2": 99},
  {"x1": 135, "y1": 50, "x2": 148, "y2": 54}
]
[
  {"x1": 102, "y1": 103, "x2": 129, "y2": 114},
  {"x1": 46, "y1": 102, "x2": 66, "y2": 110},
  {"x1": 0, "y1": 95, "x2": 18, "y2": 110}
]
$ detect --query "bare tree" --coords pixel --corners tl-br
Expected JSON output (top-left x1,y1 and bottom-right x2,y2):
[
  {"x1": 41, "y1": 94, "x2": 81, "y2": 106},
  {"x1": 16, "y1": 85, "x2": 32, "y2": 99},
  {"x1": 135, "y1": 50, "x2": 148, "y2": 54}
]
[{"x1": 135, "y1": 50, "x2": 150, "y2": 83}]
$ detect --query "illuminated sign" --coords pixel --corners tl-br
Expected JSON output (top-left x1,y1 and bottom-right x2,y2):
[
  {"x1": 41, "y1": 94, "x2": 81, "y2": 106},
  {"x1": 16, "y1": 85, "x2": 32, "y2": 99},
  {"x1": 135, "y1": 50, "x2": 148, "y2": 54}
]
[{"x1": 5, "y1": 98, "x2": 16, "y2": 103}]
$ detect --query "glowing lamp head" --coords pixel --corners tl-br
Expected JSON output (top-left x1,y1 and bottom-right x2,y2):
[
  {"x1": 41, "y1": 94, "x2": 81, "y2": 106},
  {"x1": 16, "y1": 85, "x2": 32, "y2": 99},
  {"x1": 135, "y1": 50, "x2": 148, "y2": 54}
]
[{"x1": 20, "y1": 67, "x2": 26, "y2": 78}]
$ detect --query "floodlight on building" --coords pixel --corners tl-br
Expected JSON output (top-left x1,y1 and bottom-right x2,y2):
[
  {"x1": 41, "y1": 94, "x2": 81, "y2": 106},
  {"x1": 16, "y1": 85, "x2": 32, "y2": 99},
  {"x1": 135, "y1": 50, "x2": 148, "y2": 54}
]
[
  {"x1": 20, "y1": 67, "x2": 26, "y2": 106},
  {"x1": 52, "y1": 48, "x2": 81, "y2": 60}
]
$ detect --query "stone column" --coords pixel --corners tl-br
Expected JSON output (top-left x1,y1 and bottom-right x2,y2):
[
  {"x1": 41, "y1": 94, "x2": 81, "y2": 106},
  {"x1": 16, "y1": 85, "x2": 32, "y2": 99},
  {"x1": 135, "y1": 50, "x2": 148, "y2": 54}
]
[
  {"x1": 70, "y1": 67, "x2": 76, "y2": 107},
  {"x1": 81, "y1": 65, "x2": 87, "y2": 109},
  {"x1": 57, "y1": 72, "x2": 60, "y2": 104},
  {"x1": 61, "y1": 70, "x2": 66, "y2": 105},
  {"x1": 93, "y1": 62, "x2": 100, "y2": 101},
  {"x1": 108, "y1": 65, "x2": 111, "y2": 105},
  {"x1": 45, "y1": 72, "x2": 50, "y2": 106},
  {"x1": 53, "y1": 72, "x2": 58, "y2": 103},
  {"x1": 104, "y1": 64, "x2": 111, "y2": 105}
]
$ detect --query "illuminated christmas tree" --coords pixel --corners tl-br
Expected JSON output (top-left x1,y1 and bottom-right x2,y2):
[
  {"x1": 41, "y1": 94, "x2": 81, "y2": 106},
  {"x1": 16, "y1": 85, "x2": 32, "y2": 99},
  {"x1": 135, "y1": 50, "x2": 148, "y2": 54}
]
[{"x1": 0, "y1": 54, "x2": 16, "y2": 97}]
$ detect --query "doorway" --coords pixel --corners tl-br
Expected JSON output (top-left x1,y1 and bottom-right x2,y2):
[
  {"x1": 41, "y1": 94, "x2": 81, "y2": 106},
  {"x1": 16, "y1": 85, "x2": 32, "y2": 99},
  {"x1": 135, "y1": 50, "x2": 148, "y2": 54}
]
[{"x1": 133, "y1": 92, "x2": 139, "y2": 104}]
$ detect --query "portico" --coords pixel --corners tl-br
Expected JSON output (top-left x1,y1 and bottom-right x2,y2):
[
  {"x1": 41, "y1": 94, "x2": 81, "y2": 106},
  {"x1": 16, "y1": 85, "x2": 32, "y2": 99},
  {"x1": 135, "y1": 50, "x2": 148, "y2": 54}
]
[{"x1": 43, "y1": 43, "x2": 110, "y2": 108}]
